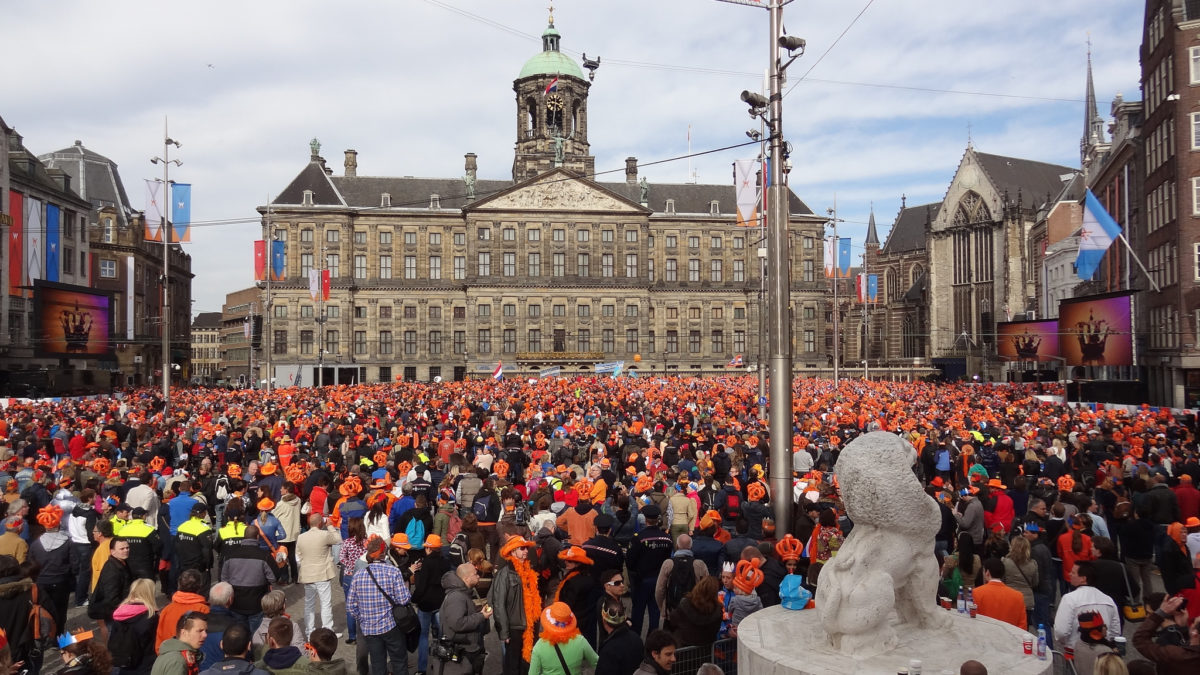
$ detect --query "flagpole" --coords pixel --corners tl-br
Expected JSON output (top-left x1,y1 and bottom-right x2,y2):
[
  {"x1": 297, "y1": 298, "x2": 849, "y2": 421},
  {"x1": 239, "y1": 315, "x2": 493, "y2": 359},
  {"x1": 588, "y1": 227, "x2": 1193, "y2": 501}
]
[
  {"x1": 265, "y1": 196, "x2": 273, "y2": 393},
  {"x1": 1115, "y1": 232, "x2": 1160, "y2": 292}
]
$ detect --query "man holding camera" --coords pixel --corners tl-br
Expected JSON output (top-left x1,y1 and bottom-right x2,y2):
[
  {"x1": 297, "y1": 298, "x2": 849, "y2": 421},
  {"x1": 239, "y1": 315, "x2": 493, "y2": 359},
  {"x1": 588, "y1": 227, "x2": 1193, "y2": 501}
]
[{"x1": 435, "y1": 562, "x2": 493, "y2": 674}]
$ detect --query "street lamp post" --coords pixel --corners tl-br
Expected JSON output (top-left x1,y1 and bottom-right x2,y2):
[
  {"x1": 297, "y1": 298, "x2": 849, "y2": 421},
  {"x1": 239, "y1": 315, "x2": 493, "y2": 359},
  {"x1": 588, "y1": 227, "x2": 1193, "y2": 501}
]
[
  {"x1": 736, "y1": 0, "x2": 805, "y2": 533},
  {"x1": 151, "y1": 119, "x2": 181, "y2": 417}
]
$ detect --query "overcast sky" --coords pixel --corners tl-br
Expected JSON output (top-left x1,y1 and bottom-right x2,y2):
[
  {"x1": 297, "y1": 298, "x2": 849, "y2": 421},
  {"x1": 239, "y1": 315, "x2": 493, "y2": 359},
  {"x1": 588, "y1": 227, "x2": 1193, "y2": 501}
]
[{"x1": 4, "y1": 0, "x2": 1143, "y2": 315}]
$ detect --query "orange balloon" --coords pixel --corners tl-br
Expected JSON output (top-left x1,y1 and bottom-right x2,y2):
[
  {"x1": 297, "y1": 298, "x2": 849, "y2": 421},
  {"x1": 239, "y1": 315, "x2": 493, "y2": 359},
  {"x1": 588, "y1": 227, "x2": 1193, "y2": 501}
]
[{"x1": 634, "y1": 354, "x2": 642, "y2": 362}]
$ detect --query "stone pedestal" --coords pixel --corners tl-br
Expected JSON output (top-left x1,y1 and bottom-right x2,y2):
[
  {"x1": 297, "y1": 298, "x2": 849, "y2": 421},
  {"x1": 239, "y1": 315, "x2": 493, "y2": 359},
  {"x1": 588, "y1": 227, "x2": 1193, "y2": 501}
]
[{"x1": 738, "y1": 605, "x2": 1052, "y2": 675}]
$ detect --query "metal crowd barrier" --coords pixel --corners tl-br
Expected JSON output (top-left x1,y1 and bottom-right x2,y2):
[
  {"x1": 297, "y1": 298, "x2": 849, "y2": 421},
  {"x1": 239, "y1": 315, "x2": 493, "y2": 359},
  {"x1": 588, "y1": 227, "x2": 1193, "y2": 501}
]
[{"x1": 668, "y1": 637, "x2": 737, "y2": 675}]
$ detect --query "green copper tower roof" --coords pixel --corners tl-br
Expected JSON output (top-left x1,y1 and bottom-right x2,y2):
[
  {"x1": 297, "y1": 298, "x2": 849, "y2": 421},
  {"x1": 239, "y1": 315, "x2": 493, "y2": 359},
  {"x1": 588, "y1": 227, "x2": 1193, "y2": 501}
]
[{"x1": 518, "y1": 22, "x2": 584, "y2": 80}]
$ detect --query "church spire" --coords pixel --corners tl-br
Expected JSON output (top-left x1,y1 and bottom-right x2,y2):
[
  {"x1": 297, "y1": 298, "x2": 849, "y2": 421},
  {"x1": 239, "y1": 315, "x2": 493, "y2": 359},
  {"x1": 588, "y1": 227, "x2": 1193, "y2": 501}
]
[
  {"x1": 1081, "y1": 39, "x2": 1107, "y2": 167},
  {"x1": 865, "y1": 203, "x2": 880, "y2": 247}
]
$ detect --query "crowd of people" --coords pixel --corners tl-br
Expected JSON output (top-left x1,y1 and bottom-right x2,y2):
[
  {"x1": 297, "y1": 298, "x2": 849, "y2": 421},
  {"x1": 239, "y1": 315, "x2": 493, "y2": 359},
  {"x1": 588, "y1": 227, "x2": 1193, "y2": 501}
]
[{"x1": 0, "y1": 376, "x2": 1197, "y2": 675}]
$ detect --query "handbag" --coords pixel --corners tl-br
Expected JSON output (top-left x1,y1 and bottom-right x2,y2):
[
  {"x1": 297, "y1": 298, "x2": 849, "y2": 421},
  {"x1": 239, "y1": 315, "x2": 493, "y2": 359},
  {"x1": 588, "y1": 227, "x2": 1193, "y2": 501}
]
[
  {"x1": 1120, "y1": 566, "x2": 1147, "y2": 622},
  {"x1": 366, "y1": 564, "x2": 420, "y2": 634}
]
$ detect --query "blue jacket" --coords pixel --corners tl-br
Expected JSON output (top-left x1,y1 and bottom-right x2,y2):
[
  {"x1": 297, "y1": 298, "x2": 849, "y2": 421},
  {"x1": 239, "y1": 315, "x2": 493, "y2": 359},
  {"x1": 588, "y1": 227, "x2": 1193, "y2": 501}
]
[
  {"x1": 339, "y1": 497, "x2": 368, "y2": 539},
  {"x1": 388, "y1": 495, "x2": 415, "y2": 535},
  {"x1": 169, "y1": 491, "x2": 200, "y2": 535},
  {"x1": 254, "y1": 513, "x2": 286, "y2": 550}
]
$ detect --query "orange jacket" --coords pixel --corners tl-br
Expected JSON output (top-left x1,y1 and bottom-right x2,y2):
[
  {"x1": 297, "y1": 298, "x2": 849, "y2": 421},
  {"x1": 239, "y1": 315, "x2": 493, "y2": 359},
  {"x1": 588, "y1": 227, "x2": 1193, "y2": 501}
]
[
  {"x1": 972, "y1": 580, "x2": 1027, "y2": 630},
  {"x1": 155, "y1": 592, "x2": 210, "y2": 652}
]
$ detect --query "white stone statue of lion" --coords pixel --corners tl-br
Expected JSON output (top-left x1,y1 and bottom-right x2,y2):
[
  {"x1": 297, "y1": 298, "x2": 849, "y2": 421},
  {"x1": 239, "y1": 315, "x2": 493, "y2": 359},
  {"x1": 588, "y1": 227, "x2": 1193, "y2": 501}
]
[{"x1": 816, "y1": 432, "x2": 951, "y2": 656}]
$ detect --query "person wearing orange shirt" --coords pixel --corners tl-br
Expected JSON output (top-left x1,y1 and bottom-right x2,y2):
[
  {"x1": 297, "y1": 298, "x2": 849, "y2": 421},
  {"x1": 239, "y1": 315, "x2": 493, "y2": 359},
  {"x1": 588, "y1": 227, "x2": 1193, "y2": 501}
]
[{"x1": 973, "y1": 558, "x2": 1027, "y2": 629}]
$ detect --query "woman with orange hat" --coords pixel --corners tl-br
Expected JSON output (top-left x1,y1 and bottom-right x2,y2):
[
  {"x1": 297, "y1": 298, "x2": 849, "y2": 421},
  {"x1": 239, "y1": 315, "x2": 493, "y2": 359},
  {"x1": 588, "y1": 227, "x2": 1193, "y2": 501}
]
[
  {"x1": 528, "y1": 601, "x2": 598, "y2": 675},
  {"x1": 30, "y1": 504, "x2": 72, "y2": 632},
  {"x1": 491, "y1": 535, "x2": 541, "y2": 674}
]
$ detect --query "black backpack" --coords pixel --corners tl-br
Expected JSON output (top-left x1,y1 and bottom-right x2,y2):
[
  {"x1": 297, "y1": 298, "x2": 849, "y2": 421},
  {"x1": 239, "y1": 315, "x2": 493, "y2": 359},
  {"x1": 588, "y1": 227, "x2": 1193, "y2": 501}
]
[
  {"x1": 665, "y1": 554, "x2": 697, "y2": 611},
  {"x1": 448, "y1": 532, "x2": 470, "y2": 566},
  {"x1": 723, "y1": 490, "x2": 742, "y2": 520}
]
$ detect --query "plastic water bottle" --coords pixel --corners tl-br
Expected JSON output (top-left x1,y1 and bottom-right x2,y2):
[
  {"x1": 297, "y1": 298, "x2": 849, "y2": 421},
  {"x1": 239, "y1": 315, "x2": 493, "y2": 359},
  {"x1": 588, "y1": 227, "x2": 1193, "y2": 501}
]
[
  {"x1": 1036, "y1": 625, "x2": 1047, "y2": 661},
  {"x1": 957, "y1": 588, "x2": 966, "y2": 613}
]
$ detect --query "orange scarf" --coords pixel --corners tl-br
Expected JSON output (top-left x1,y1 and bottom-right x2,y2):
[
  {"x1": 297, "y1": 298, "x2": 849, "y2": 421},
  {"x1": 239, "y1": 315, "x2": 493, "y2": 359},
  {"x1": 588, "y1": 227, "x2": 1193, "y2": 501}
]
[{"x1": 554, "y1": 569, "x2": 580, "y2": 604}]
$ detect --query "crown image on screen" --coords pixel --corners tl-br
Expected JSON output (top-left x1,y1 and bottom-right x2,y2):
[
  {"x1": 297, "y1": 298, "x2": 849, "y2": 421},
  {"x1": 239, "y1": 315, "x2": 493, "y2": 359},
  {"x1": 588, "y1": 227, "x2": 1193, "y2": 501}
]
[
  {"x1": 1012, "y1": 331, "x2": 1041, "y2": 360},
  {"x1": 59, "y1": 300, "x2": 94, "y2": 353},
  {"x1": 1076, "y1": 309, "x2": 1110, "y2": 364}
]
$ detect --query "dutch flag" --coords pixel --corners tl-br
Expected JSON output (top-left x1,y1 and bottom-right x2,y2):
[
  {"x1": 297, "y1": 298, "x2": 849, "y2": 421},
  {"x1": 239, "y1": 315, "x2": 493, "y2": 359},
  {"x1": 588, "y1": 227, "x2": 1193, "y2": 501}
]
[
  {"x1": 492, "y1": 361, "x2": 504, "y2": 380},
  {"x1": 545, "y1": 77, "x2": 559, "y2": 94}
]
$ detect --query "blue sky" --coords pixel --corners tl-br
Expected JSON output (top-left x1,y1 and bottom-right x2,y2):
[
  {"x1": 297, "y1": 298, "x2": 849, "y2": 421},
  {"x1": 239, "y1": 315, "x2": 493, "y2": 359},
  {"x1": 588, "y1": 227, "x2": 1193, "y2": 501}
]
[{"x1": 3, "y1": 0, "x2": 1144, "y2": 314}]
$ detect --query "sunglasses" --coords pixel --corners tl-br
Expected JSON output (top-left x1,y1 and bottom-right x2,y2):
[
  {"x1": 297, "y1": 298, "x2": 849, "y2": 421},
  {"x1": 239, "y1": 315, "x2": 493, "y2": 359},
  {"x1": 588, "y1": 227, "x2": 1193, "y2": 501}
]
[{"x1": 606, "y1": 580, "x2": 626, "y2": 586}]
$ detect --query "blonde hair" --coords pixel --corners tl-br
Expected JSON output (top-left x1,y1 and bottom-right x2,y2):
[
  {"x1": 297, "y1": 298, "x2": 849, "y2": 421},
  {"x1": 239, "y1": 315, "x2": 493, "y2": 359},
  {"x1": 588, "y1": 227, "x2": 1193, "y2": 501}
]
[
  {"x1": 121, "y1": 578, "x2": 159, "y2": 614},
  {"x1": 1007, "y1": 535, "x2": 1031, "y2": 566},
  {"x1": 1093, "y1": 653, "x2": 1128, "y2": 675}
]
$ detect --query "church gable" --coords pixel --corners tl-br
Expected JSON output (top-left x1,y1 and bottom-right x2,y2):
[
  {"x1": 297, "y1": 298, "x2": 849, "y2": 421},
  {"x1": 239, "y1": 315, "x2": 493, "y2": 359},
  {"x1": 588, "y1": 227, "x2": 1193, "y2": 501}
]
[{"x1": 468, "y1": 169, "x2": 649, "y2": 214}]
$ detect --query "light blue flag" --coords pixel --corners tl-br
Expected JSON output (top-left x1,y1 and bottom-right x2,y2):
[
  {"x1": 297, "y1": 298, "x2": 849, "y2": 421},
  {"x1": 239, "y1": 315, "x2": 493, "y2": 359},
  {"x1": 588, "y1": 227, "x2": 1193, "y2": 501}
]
[
  {"x1": 171, "y1": 183, "x2": 191, "y2": 242},
  {"x1": 837, "y1": 238, "x2": 852, "y2": 278},
  {"x1": 1075, "y1": 189, "x2": 1121, "y2": 281},
  {"x1": 867, "y1": 274, "x2": 879, "y2": 302},
  {"x1": 45, "y1": 204, "x2": 60, "y2": 282}
]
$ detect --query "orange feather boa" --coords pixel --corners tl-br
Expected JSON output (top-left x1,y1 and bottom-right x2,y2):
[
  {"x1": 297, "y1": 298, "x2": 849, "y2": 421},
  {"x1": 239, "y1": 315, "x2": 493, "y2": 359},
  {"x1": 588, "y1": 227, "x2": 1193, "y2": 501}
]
[{"x1": 507, "y1": 556, "x2": 542, "y2": 662}]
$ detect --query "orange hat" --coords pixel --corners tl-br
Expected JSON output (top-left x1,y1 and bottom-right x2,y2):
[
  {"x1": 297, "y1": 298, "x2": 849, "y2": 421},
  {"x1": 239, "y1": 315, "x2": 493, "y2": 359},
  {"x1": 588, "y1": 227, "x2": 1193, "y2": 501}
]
[
  {"x1": 556, "y1": 464, "x2": 569, "y2": 474},
  {"x1": 775, "y1": 534, "x2": 803, "y2": 562},
  {"x1": 424, "y1": 534, "x2": 443, "y2": 549},
  {"x1": 747, "y1": 483, "x2": 766, "y2": 502},
  {"x1": 539, "y1": 601, "x2": 580, "y2": 644},
  {"x1": 705, "y1": 509, "x2": 723, "y2": 523},
  {"x1": 149, "y1": 457, "x2": 165, "y2": 472},
  {"x1": 1057, "y1": 475, "x2": 1075, "y2": 492},
  {"x1": 36, "y1": 504, "x2": 63, "y2": 530},
  {"x1": 374, "y1": 451, "x2": 388, "y2": 467},
  {"x1": 599, "y1": 458, "x2": 611, "y2": 469},
  {"x1": 558, "y1": 546, "x2": 594, "y2": 566},
  {"x1": 499, "y1": 536, "x2": 535, "y2": 558},
  {"x1": 371, "y1": 478, "x2": 391, "y2": 490},
  {"x1": 699, "y1": 515, "x2": 715, "y2": 530},
  {"x1": 339, "y1": 481, "x2": 358, "y2": 497},
  {"x1": 574, "y1": 479, "x2": 593, "y2": 502},
  {"x1": 391, "y1": 533, "x2": 412, "y2": 550},
  {"x1": 1186, "y1": 516, "x2": 1200, "y2": 528},
  {"x1": 987, "y1": 478, "x2": 1006, "y2": 490},
  {"x1": 261, "y1": 463, "x2": 277, "y2": 476},
  {"x1": 228, "y1": 464, "x2": 243, "y2": 478},
  {"x1": 733, "y1": 558, "x2": 764, "y2": 594},
  {"x1": 257, "y1": 497, "x2": 275, "y2": 511},
  {"x1": 91, "y1": 458, "x2": 111, "y2": 475},
  {"x1": 930, "y1": 476, "x2": 944, "y2": 488}
]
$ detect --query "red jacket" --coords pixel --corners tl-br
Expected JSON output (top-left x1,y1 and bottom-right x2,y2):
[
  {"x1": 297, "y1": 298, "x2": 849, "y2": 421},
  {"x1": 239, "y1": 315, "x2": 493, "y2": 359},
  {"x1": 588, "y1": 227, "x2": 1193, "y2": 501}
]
[
  {"x1": 984, "y1": 493, "x2": 1016, "y2": 533},
  {"x1": 1173, "y1": 483, "x2": 1200, "y2": 521}
]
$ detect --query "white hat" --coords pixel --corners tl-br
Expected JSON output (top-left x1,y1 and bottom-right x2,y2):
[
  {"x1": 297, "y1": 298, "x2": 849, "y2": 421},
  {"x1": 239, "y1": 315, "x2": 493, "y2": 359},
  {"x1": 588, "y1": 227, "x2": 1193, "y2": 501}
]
[{"x1": 722, "y1": 562, "x2": 736, "y2": 574}]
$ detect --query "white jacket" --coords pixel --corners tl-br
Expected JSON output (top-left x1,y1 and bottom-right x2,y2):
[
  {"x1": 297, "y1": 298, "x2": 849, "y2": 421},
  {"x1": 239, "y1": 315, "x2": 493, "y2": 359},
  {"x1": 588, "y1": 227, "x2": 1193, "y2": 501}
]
[{"x1": 1052, "y1": 585, "x2": 1120, "y2": 650}]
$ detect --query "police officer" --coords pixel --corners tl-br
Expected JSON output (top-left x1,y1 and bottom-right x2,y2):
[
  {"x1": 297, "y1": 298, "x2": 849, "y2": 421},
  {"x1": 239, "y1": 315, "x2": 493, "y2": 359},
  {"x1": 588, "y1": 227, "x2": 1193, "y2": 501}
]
[
  {"x1": 175, "y1": 502, "x2": 215, "y2": 588},
  {"x1": 120, "y1": 506, "x2": 162, "y2": 580},
  {"x1": 216, "y1": 498, "x2": 248, "y2": 577},
  {"x1": 626, "y1": 504, "x2": 673, "y2": 635}
]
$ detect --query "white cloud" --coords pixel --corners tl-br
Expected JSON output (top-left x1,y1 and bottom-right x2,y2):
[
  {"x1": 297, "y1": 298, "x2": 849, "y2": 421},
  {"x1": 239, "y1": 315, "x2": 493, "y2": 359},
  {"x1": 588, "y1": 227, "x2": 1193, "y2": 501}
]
[{"x1": 4, "y1": 0, "x2": 1143, "y2": 313}]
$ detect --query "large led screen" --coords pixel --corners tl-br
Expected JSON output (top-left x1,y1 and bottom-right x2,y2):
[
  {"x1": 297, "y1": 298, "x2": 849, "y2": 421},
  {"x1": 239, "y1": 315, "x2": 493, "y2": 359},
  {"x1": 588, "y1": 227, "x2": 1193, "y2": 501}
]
[
  {"x1": 1058, "y1": 293, "x2": 1133, "y2": 367},
  {"x1": 996, "y1": 320, "x2": 1060, "y2": 362},
  {"x1": 34, "y1": 281, "x2": 115, "y2": 358}
]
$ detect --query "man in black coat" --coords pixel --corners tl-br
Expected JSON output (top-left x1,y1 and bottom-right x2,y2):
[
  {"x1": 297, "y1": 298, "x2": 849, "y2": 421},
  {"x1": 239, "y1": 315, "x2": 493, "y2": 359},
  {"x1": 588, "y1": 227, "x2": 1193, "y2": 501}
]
[
  {"x1": 595, "y1": 597, "x2": 643, "y2": 675},
  {"x1": 626, "y1": 505, "x2": 672, "y2": 635},
  {"x1": 582, "y1": 515, "x2": 625, "y2": 580}
]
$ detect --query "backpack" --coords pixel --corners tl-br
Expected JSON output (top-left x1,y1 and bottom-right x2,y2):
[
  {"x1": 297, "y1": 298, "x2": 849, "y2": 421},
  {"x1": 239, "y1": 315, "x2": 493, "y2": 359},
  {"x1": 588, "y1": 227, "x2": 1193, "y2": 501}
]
[
  {"x1": 613, "y1": 511, "x2": 639, "y2": 547},
  {"x1": 28, "y1": 584, "x2": 56, "y2": 651},
  {"x1": 473, "y1": 494, "x2": 495, "y2": 522},
  {"x1": 665, "y1": 554, "x2": 697, "y2": 612},
  {"x1": 405, "y1": 516, "x2": 427, "y2": 549},
  {"x1": 446, "y1": 509, "x2": 463, "y2": 541},
  {"x1": 107, "y1": 616, "x2": 145, "y2": 668},
  {"x1": 447, "y1": 532, "x2": 469, "y2": 566},
  {"x1": 214, "y1": 476, "x2": 231, "y2": 502},
  {"x1": 513, "y1": 502, "x2": 529, "y2": 527},
  {"x1": 531, "y1": 540, "x2": 559, "y2": 581},
  {"x1": 723, "y1": 490, "x2": 742, "y2": 520}
]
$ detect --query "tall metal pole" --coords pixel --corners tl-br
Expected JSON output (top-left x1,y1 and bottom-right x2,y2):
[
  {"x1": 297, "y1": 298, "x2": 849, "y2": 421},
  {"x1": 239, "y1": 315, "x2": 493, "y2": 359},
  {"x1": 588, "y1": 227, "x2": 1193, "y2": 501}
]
[
  {"x1": 830, "y1": 204, "x2": 840, "y2": 384},
  {"x1": 153, "y1": 119, "x2": 181, "y2": 418},
  {"x1": 766, "y1": 0, "x2": 793, "y2": 534},
  {"x1": 264, "y1": 204, "x2": 274, "y2": 393}
]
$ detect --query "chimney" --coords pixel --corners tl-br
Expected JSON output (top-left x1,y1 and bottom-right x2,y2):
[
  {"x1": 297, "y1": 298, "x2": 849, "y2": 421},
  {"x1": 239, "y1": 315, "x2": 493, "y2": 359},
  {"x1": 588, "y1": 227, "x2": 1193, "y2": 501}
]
[
  {"x1": 344, "y1": 149, "x2": 358, "y2": 177},
  {"x1": 625, "y1": 157, "x2": 638, "y2": 184},
  {"x1": 464, "y1": 152, "x2": 478, "y2": 175}
]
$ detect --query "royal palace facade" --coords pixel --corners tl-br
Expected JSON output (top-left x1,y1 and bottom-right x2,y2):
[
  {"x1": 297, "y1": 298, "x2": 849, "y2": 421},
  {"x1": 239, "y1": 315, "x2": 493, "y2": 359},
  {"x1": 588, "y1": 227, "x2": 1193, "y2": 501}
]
[{"x1": 252, "y1": 18, "x2": 826, "y2": 384}]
